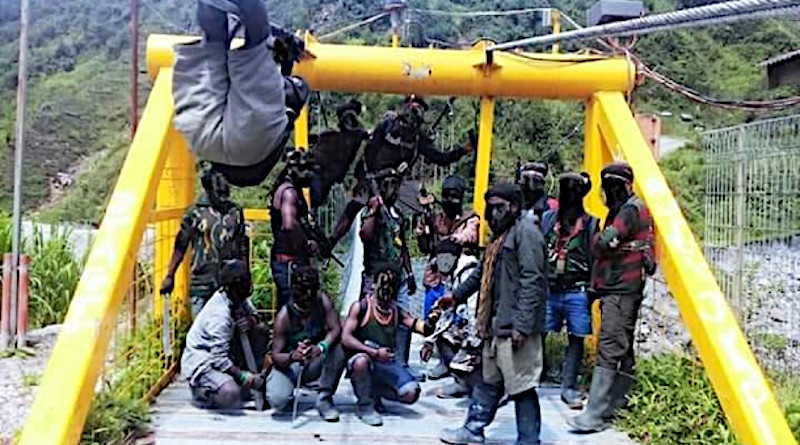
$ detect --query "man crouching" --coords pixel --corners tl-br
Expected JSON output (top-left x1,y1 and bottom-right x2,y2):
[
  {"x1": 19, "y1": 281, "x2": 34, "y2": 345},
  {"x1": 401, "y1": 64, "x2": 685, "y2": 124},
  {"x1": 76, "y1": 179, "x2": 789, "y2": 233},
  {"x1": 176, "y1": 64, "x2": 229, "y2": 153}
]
[
  {"x1": 266, "y1": 263, "x2": 347, "y2": 422},
  {"x1": 181, "y1": 259, "x2": 267, "y2": 409},
  {"x1": 342, "y1": 262, "x2": 441, "y2": 427}
]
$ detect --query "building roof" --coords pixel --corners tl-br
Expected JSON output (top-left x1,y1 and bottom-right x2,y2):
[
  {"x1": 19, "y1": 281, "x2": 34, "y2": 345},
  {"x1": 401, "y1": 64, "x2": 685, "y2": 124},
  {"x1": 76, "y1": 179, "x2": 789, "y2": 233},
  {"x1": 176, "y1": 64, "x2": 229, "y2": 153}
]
[{"x1": 760, "y1": 49, "x2": 800, "y2": 67}]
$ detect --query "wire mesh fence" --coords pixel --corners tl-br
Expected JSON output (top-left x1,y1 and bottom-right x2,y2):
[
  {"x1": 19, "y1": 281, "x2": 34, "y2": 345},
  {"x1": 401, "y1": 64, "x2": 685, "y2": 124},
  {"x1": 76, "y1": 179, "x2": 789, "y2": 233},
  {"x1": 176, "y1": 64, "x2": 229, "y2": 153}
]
[{"x1": 703, "y1": 115, "x2": 800, "y2": 376}]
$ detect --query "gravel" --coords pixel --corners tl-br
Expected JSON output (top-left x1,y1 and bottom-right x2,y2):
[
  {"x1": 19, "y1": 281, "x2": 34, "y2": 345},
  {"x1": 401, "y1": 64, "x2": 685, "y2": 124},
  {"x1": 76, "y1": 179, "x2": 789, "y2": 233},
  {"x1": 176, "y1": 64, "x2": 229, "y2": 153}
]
[{"x1": 0, "y1": 325, "x2": 61, "y2": 442}]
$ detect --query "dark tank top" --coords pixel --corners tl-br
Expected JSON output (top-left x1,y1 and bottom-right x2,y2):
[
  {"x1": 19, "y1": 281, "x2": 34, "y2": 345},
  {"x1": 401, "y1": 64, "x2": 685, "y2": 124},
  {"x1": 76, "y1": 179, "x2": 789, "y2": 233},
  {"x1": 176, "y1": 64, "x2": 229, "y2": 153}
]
[{"x1": 270, "y1": 180, "x2": 311, "y2": 259}]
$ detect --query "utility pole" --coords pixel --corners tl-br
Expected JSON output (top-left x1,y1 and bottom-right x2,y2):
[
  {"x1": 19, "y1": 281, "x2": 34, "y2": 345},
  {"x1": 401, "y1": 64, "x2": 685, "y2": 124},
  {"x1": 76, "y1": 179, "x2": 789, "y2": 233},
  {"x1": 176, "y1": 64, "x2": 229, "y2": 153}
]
[
  {"x1": 9, "y1": 0, "x2": 31, "y2": 348},
  {"x1": 130, "y1": 0, "x2": 139, "y2": 139}
]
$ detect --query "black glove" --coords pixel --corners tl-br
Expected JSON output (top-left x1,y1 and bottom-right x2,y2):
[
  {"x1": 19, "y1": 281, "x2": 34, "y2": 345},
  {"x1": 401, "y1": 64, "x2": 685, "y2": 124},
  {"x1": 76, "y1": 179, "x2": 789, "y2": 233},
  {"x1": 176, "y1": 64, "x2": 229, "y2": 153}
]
[
  {"x1": 271, "y1": 26, "x2": 305, "y2": 75},
  {"x1": 406, "y1": 275, "x2": 417, "y2": 295}
]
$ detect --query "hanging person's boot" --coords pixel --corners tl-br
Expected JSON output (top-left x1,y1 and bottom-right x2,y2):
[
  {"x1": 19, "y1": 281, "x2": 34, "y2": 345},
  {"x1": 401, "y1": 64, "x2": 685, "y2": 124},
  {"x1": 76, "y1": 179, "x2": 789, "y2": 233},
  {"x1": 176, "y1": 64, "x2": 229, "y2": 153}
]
[
  {"x1": 514, "y1": 388, "x2": 542, "y2": 445},
  {"x1": 603, "y1": 371, "x2": 635, "y2": 420},
  {"x1": 567, "y1": 366, "x2": 616, "y2": 433},
  {"x1": 440, "y1": 383, "x2": 502, "y2": 444},
  {"x1": 560, "y1": 335, "x2": 587, "y2": 410}
]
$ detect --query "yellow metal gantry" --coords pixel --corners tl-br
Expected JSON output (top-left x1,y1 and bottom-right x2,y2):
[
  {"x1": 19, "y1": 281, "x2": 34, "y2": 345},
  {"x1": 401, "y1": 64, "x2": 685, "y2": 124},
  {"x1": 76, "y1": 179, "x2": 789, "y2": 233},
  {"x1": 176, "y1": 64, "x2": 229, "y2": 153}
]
[{"x1": 19, "y1": 32, "x2": 797, "y2": 445}]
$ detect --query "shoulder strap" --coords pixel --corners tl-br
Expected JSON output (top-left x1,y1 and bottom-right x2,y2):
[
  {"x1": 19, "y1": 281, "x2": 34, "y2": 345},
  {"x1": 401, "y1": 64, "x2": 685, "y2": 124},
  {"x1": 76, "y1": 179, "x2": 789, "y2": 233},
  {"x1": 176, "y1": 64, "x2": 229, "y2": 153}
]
[{"x1": 359, "y1": 298, "x2": 371, "y2": 328}]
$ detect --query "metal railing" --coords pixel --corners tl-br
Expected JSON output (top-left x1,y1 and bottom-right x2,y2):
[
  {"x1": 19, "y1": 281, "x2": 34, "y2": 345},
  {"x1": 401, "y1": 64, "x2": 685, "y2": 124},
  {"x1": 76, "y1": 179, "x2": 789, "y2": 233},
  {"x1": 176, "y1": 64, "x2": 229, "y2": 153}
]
[{"x1": 704, "y1": 115, "x2": 800, "y2": 376}]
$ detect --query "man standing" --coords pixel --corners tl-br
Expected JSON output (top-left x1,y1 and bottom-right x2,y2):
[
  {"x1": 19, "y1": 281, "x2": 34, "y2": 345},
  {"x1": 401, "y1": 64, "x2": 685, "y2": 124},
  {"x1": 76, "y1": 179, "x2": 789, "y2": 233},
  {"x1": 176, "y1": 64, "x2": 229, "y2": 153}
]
[
  {"x1": 341, "y1": 263, "x2": 441, "y2": 426},
  {"x1": 181, "y1": 259, "x2": 267, "y2": 409},
  {"x1": 415, "y1": 174, "x2": 479, "y2": 257},
  {"x1": 266, "y1": 263, "x2": 346, "y2": 422},
  {"x1": 270, "y1": 148, "x2": 322, "y2": 308},
  {"x1": 160, "y1": 166, "x2": 248, "y2": 318},
  {"x1": 172, "y1": 0, "x2": 309, "y2": 187},
  {"x1": 568, "y1": 162, "x2": 655, "y2": 433},
  {"x1": 327, "y1": 96, "x2": 475, "y2": 249},
  {"x1": 517, "y1": 161, "x2": 557, "y2": 222},
  {"x1": 439, "y1": 183, "x2": 548, "y2": 445},
  {"x1": 359, "y1": 170, "x2": 416, "y2": 365},
  {"x1": 540, "y1": 172, "x2": 598, "y2": 409}
]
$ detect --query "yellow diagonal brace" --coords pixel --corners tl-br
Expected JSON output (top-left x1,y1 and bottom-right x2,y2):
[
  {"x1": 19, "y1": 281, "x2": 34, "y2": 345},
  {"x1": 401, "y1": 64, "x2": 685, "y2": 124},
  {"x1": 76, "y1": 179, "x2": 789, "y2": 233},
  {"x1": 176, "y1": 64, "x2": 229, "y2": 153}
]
[
  {"x1": 592, "y1": 91, "x2": 797, "y2": 445},
  {"x1": 473, "y1": 97, "x2": 495, "y2": 246},
  {"x1": 18, "y1": 70, "x2": 176, "y2": 445}
]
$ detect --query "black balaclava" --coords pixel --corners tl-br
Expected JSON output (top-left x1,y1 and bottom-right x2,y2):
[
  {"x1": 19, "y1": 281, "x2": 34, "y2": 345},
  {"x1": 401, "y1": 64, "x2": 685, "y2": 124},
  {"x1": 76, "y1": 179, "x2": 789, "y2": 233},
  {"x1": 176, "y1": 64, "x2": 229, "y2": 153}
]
[
  {"x1": 201, "y1": 164, "x2": 233, "y2": 212},
  {"x1": 285, "y1": 149, "x2": 315, "y2": 188},
  {"x1": 558, "y1": 172, "x2": 592, "y2": 228},
  {"x1": 485, "y1": 182, "x2": 523, "y2": 236},
  {"x1": 219, "y1": 259, "x2": 252, "y2": 305},
  {"x1": 517, "y1": 162, "x2": 549, "y2": 212},
  {"x1": 389, "y1": 95, "x2": 428, "y2": 146},
  {"x1": 601, "y1": 162, "x2": 634, "y2": 215},
  {"x1": 378, "y1": 174, "x2": 401, "y2": 207},
  {"x1": 336, "y1": 99, "x2": 364, "y2": 132},
  {"x1": 441, "y1": 175, "x2": 467, "y2": 220},
  {"x1": 373, "y1": 262, "x2": 401, "y2": 309},
  {"x1": 289, "y1": 263, "x2": 319, "y2": 314},
  {"x1": 434, "y1": 240, "x2": 462, "y2": 276}
]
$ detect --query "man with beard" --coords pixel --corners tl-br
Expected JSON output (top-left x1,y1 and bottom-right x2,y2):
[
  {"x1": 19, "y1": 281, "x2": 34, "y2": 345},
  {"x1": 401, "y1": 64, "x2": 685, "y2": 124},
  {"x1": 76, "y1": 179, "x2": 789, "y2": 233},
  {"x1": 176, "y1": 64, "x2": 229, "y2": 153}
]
[
  {"x1": 161, "y1": 165, "x2": 248, "y2": 317},
  {"x1": 568, "y1": 162, "x2": 655, "y2": 433},
  {"x1": 181, "y1": 259, "x2": 267, "y2": 409},
  {"x1": 270, "y1": 148, "x2": 322, "y2": 309},
  {"x1": 327, "y1": 96, "x2": 476, "y2": 250},
  {"x1": 172, "y1": 0, "x2": 309, "y2": 187},
  {"x1": 438, "y1": 182, "x2": 548, "y2": 445},
  {"x1": 359, "y1": 170, "x2": 417, "y2": 365},
  {"x1": 266, "y1": 263, "x2": 346, "y2": 422},
  {"x1": 517, "y1": 161, "x2": 557, "y2": 223},
  {"x1": 540, "y1": 173, "x2": 599, "y2": 409},
  {"x1": 341, "y1": 262, "x2": 442, "y2": 426}
]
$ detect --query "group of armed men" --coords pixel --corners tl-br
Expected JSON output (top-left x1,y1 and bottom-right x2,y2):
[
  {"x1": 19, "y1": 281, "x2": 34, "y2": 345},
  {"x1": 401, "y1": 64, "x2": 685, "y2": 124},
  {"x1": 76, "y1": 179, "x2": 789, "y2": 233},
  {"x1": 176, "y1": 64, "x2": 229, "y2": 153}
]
[{"x1": 162, "y1": 1, "x2": 656, "y2": 444}]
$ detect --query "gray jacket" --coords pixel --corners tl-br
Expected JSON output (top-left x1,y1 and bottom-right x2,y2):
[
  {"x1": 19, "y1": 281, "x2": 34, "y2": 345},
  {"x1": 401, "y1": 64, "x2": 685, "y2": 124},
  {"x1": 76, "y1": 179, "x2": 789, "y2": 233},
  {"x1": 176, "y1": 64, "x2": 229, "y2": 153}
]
[{"x1": 453, "y1": 216, "x2": 548, "y2": 337}]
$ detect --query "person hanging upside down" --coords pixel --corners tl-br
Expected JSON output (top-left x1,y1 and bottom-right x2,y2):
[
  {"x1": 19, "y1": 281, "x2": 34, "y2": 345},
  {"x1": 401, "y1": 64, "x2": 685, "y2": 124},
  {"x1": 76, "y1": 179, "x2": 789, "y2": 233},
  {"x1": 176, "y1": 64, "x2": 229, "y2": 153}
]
[
  {"x1": 172, "y1": 0, "x2": 309, "y2": 187},
  {"x1": 341, "y1": 262, "x2": 442, "y2": 427}
]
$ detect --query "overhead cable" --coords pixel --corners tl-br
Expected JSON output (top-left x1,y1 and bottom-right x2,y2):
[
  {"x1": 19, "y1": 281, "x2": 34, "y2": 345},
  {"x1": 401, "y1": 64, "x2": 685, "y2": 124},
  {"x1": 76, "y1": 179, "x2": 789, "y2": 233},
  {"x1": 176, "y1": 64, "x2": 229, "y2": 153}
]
[
  {"x1": 489, "y1": 0, "x2": 800, "y2": 51},
  {"x1": 318, "y1": 12, "x2": 389, "y2": 41},
  {"x1": 410, "y1": 7, "x2": 550, "y2": 17}
]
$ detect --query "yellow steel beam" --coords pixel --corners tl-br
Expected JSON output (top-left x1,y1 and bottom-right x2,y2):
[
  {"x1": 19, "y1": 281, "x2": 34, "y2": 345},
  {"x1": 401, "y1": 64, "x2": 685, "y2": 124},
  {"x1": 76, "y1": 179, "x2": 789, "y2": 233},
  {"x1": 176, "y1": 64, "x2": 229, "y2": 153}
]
[
  {"x1": 146, "y1": 34, "x2": 634, "y2": 99},
  {"x1": 591, "y1": 91, "x2": 797, "y2": 445},
  {"x1": 294, "y1": 105, "x2": 309, "y2": 150},
  {"x1": 551, "y1": 9, "x2": 561, "y2": 54},
  {"x1": 243, "y1": 208, "x2": 270, "y2": 222},
  {"x1": 473, "y1": 97, "x2": 495, "y2": 246},
  {"x1": 18, "y1": 70, "x2": 176, "y2": 445}
]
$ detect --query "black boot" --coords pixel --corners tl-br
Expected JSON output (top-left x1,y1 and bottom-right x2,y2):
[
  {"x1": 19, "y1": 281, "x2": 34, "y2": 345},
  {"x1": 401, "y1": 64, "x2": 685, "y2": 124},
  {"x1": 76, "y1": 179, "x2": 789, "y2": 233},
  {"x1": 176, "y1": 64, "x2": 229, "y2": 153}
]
[
  {"x1": 560, "y1": 334, "x2": 586, "y2": 410},
  {"x1": 603, "y1": 371, "x2": 635, "y2": 420},
  {"x1": 567, "y1": 367, "x2": 616, "y2": 433},
  {"x1": 514, "y1": 388, "x2": 542, "y2": 445}
]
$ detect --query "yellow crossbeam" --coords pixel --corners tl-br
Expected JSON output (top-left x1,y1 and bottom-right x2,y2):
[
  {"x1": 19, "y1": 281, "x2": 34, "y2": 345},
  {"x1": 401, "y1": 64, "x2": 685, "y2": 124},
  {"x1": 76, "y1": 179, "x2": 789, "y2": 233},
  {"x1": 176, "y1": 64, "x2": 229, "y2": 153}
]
[{"x1": 588, "y1": 91, "x2": 797, "y2": 445}]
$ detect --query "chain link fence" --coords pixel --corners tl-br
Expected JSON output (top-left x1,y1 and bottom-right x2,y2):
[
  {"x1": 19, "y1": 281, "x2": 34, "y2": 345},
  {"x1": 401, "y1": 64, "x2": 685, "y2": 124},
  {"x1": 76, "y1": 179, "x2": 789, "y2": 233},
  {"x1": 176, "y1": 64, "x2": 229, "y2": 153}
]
[{"x1": 703, "y1": 115, "x2": 800, "y2": 375}]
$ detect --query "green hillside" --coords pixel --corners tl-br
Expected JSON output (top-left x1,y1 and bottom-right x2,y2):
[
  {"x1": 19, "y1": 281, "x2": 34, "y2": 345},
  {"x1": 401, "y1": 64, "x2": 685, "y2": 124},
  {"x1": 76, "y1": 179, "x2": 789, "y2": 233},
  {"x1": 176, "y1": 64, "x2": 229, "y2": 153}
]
[{"x1": 0, "y1": 0, "x2": 798, "y2": 224}]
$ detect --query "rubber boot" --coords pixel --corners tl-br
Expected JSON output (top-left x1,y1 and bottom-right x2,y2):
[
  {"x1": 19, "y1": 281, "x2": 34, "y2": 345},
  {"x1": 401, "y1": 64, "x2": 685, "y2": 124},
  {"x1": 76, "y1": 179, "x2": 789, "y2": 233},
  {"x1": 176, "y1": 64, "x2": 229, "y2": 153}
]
[
  {"x1": 560, "y1": 335, "x2": 586, "y2": 410},
  {"x1": 441, "y1": 382, "x2": 502, "y2": 444},
  {"x1": 603, "y1": 371, "x2": 635, "y2": 420},
  {"x1": 567, "y1": 367, "x2": 616, "y2": 433},
  {"x1": 514, "y1": 388, "x2": 542, "y2": 445}
]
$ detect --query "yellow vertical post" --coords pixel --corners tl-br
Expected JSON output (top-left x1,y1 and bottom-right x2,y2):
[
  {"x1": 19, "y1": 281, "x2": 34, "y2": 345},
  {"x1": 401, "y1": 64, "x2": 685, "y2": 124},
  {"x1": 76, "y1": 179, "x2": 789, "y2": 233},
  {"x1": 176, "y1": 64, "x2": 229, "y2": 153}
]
[
  {"x1": 551, "y1": 9, "x2": 561, "y2": 54},
  {"x1": 473, "y1": 97, "x2": 495, "y2": 247},
  {"x1": 294, "y1": 105, "x2": 309, "y2": 150},
  {"x1": 392, "y1": 32, "x2": 400, "y2": 48},
  {"x1": 154, "y1": 127, "x2": 195, "y2": 321}
]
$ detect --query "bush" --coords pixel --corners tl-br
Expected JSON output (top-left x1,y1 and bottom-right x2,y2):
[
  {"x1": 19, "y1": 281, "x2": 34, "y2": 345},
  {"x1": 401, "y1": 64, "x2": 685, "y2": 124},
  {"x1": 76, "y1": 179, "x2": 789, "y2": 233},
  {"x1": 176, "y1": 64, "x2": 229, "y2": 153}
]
[{"x1": 27, "y1": 228, "x2": 83, "y2": 328}]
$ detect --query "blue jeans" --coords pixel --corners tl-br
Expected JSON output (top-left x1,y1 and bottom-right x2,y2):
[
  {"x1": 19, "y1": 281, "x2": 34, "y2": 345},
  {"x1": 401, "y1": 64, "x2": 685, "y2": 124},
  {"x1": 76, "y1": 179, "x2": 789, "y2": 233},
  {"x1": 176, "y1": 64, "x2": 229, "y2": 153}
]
[{"x1": 546, "y1": 291, "x2": 591, "y2": 336}]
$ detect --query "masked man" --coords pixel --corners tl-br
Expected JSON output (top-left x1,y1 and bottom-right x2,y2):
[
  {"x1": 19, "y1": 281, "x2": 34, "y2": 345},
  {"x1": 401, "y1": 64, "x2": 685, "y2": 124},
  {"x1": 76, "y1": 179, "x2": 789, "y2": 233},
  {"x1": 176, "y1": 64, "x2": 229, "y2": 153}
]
[
  {"x1": 161, "y1": 166, "x2": 248, "y2": 317},
  {"x1": 439, "y1": 182, "x2": 548, "y2": 445},
  {"x1": 359, "y1": 170, "x2": 417, "y2": 365},
  {"x1": 172, "y1": 0, "x2": 309, "y2": 187},
  {"x1": 517, "y1": 161, "x2": 558, "y2": 223},
  {"x1": 181, "y1": 260, "x2": 268, "y2": 409},
  {"x1": 416, "y1": 174, "x2": 479, "y2": 257},
  {"x1": 270, "y1": 148, "x2": 325, "y2": 309},
  {"x1": 327, "y1": 96, "x2": 476, "y2": 250},
  {"x1": 341, "y1": 262, "x2": 441, "y2": 426},
  {"x1": 266, "y1": 263, "x2": 346, "y2": 422},
  {"x1": 540, "y1": 173, "x2": 599, "y2": 409},
  {"x1": 568, "y1": 162, "x2": 655, "y2": 433}
]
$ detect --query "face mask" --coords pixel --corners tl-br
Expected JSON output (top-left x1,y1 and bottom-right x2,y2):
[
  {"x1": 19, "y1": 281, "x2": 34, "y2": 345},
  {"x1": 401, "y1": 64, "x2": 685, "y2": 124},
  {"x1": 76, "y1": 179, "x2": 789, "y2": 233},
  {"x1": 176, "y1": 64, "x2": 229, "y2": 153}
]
[
  {"x1": 441, "y1": 188, "x2": 463, "y2": 219},
  {"x1": 602, "y1": 178, "x2": 631, "y2": 210},
  {"x1": 487, "y1": 202, "x2": 515, "y2": 234},
  {"x1": 379, "y1": 177, "x2": 400, "y2": 206},
  {"x1": 559, "y1": 181, "x2": 584, "y2": 209},
  {"x1": 375, "y1": 270, "x2": 398, "y2": 305},
  {"x1": 436, "y1": 253, "x2": 458, "y2": 275},
  {"x1": 227, "y1": 280, "x2": 251, "y2": 302}
]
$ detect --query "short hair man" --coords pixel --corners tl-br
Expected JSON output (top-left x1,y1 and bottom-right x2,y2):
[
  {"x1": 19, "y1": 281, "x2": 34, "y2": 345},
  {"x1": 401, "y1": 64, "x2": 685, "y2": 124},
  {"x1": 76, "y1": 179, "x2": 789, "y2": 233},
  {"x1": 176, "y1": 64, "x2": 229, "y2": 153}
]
[
  {"x1": 341, "y1": 262, "x2": 441, "y2": 427},
  {"x1": 266, "y1": 263, "x2": 347, "y2": 422},
  {"x1": 181, "y1": 260, "x2": 267, "y2": 409}
]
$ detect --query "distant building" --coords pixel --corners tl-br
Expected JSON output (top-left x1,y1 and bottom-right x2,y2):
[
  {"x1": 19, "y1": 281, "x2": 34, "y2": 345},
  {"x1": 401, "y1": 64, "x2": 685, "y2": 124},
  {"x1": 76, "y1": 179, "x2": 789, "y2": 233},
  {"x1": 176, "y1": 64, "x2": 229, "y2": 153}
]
[{"x1": 760, "y1": 49, "x2": 800, "y2": 89}]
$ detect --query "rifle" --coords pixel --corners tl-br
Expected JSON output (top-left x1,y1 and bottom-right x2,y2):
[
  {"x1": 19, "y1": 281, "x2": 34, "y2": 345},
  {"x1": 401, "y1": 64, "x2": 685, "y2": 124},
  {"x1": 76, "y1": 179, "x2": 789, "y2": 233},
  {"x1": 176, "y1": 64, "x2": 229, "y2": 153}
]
[
  {"x1": 236, "y1": 320, "x2": 266, "y2": 411},
  {"x1": 298, "y1": 214, "x2": 344, "y2": 268}
]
